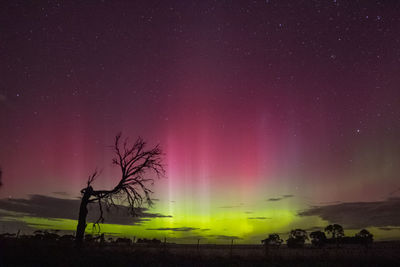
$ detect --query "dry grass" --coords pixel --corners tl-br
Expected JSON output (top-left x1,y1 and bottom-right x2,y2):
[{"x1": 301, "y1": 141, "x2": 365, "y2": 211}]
[{"x1": 1, "y1": 239, "x2": 400, "y2": 266}]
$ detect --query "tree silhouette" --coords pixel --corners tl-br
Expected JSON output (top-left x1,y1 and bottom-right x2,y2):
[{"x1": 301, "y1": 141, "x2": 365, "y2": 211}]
[
  {"x1": 324, "y1": 224, "x2": 344, "y2": 239},
  {"x1": 356, "y1": 229, "x2": 373, "y2": 247},
  {"x1": 261, "y1": 233, "x2": 283, "y2": 248},
  {"x1": 325, "y1": 224, "x2": 344, "y2": 248},
  {"x1": 76, "y1": 133, "x2": 165, "y2": 244},
  {"x1": 287, "y1": 229, "x2": 308, "y2": 248},
  {"x1": 310, "y1": 230, "x2": 327, "y2": 247}
]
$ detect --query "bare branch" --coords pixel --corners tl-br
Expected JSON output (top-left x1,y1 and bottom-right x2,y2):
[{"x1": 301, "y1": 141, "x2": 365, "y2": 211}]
[
  {"x1": 87, "y1": 170, "x2": 100, "y2": 186},
  {"x1": 80, "y1": 133, "x2": 165, "y2": 228}
]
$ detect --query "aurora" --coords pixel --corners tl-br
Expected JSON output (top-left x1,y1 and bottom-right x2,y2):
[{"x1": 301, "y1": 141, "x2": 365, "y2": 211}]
[{"x1": 1, "y1": 0, "x2": 400, "y2": 244}]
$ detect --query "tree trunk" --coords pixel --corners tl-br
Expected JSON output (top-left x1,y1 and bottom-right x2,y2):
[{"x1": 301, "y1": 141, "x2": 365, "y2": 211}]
[{"x1": 76, "y1": 187, "x2": 92, "y2": 245}]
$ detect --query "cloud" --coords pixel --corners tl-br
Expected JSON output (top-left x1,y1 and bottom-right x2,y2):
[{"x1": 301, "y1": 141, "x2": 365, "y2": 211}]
[
  {"x1": 140, "y1": 212, "x2": 172, "y2": 218},
  {"x1": 316, "y1": 201, "x2": 342, "y2": 205},
  {"x1": 0, "y1": 195, "x2": 172, "y2": 226},
  {"x1": 299, "y1": 197, "x2": 400, "y2": 229},
  {"x1": 267, "y1": 198, "x2": 282, "y2": 202},
  {"x1": 379, "y1": 227, "x2": 400, "y2": 231},
  {"x1": 146, "y1": 227, "x2": 198, "y2": 232},
  {"x1": 219, "y1": 203, "x2": 245, "y2": 209},
  {"x1": 248, "y1": 217, "x2": 271, "y2": 220},
  {"x1": 267, "y1": 194, "x2": 294, "y2": 202},
  {"x1": 52, "y1": 192, "x2": 70, "y2": 196},
  {"x1": 0, "y1": 219, "x2": 37, "y2": 234}
]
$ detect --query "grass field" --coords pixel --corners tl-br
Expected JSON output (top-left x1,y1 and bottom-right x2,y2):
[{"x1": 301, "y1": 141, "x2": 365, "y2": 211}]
[{"x1": 1, "y1": 239, "x2": 400, "y2": 266}]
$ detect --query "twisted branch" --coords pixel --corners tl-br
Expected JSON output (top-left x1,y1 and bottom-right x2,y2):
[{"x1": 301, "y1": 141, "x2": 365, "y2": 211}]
[{"x1": 81, "y1": 133, "x2": 165, "y2": 229}]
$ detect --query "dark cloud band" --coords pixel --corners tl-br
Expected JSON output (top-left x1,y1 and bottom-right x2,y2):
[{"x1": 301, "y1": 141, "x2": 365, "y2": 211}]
[
  {"x1": 299, "y1": 197, "x2": 400, "y2": 229},
  {"x1": 0, "y1": 194, "x2": 172, "y2": 226}
]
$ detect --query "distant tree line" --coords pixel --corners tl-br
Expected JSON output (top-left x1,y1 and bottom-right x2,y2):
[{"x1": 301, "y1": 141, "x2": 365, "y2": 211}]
[
  {"x1": 0, "y1": 230, "x2": 166, "y2": 246},
  {"x1": 1, "y1": 223, "x2": 373, "y2": 249},
  {"x1": 262, "y1": 224, "x2": 374, "y2": 249}
]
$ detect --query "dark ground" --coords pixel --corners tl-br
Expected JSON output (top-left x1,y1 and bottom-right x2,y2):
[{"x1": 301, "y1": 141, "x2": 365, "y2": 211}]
[{"x1": 1, "y1": 240, "x2": 400, "y2": 266}]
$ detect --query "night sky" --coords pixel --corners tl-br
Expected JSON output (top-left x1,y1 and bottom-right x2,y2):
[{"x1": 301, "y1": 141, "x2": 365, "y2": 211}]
[{"x1": 1, "y1": 1, "x2": 400, "y2": 243}]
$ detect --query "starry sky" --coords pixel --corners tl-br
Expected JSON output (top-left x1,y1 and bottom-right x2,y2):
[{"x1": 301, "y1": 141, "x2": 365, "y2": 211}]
[{"x1": 1, "y1": 0, "x2": 400, "y2": 243}]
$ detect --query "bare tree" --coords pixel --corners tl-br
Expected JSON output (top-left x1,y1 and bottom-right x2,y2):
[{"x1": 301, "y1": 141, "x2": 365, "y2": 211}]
[{"x1": 76, "y1": 133, "x2": 165, "y2": 244}]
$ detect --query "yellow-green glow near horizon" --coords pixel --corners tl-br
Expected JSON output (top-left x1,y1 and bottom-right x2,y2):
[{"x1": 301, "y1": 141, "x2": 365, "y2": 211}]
[
  {"x1": 8, "y1": 206, "x2": 316, "y2": 243},
  {"x1": 15, "y1": 213, "x2": 399, "y2": 243},
  {"x1": 3, "y1": 189, "x2": 400, "y2": 243}
]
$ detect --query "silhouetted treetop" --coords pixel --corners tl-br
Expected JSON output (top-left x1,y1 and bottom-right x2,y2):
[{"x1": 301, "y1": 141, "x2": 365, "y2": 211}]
[
  {"x1": 76, "y1": 133, "x2": 165, "y2": 244},
  {"x1": 325, "y1": 224, "x2": 344, "y2": 239},
  {"x1": 262, "y1": 233, "x2": 283, "y2": 247},
  {"x1": 85, "y1": 133, "x2": 165, "y2": 218},
  {"x1": 310, "y1": 230, "x2": 327, "y2": 247},
  {"x1": 287, "y1": 229, "x2": 308, "y2": 248}
]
